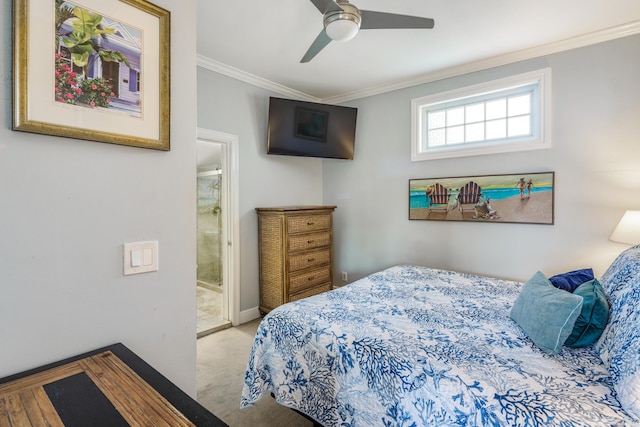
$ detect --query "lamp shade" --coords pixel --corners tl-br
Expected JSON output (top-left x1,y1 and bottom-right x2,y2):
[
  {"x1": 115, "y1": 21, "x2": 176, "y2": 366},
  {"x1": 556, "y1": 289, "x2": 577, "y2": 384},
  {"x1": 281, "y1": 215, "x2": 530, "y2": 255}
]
[
  {"x1": 610, "y1": 210, "x2": 640, "y2": 244},
  {"x1": 325, "y1": 18, "x2": 360, "y2": 41}
]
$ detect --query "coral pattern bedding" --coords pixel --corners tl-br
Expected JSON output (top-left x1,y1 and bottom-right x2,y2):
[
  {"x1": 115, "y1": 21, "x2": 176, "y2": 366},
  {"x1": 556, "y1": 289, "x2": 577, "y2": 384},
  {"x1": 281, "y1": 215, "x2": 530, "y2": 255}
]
[{"x1": 241, "y1": 249, "x2": 640, "y2": 426}]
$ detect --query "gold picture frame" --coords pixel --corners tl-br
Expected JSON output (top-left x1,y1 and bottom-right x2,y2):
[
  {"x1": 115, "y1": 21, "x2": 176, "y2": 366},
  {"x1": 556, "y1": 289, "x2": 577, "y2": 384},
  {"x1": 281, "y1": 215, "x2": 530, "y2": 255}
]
[{"x1": 13, "y1": 0, "x2": 170, "y2": 150}]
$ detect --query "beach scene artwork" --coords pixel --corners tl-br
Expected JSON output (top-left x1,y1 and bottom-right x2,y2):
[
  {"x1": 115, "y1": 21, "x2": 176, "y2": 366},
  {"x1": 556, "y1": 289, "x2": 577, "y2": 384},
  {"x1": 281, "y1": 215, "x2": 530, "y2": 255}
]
[{"x1": 409, "y1": 172, "x2": 554, "y2": 224}]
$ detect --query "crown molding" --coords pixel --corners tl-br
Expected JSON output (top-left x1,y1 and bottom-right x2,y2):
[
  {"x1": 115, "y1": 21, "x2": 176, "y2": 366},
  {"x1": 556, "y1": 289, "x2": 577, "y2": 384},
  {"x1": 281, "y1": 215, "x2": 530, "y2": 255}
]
[
  {"x1": 324, "y1": 20, "x2": 640, "y2": 104},
  {"x1": 198, "y1": 20, "x2": 640, "y2": 104},
  {"x1": 196, "y1": 54, "x2": 320, "y2": 102}
]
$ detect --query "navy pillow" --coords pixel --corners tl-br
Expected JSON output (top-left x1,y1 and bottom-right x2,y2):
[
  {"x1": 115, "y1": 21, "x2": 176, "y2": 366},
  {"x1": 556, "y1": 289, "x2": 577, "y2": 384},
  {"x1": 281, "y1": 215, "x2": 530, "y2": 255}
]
[
  {"x1": 549, "y1": 268, "x2": 594, "y2": 292},
  {"x1": 564, "y1": 279, "x2": 610, "y2": 347}
]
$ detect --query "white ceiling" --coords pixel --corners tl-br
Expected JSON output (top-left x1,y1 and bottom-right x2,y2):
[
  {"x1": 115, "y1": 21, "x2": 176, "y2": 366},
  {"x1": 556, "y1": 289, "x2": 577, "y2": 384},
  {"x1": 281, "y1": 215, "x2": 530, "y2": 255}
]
[{"x1": 196, "y1": 0, "x2": 640, "y2": 102}]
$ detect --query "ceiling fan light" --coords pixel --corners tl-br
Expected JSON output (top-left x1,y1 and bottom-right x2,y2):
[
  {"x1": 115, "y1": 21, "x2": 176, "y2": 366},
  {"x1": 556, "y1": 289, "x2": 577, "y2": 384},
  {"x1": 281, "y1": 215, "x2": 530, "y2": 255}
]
[{"x1": 325, "y1": 16, "x2": 360, "y2": 41}]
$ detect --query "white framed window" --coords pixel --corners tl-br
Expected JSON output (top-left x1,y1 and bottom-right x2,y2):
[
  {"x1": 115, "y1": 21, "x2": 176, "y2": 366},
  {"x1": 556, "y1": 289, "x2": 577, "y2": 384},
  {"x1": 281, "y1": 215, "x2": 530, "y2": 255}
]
[{"x1": 411, "y1": 68, "x2": 552, "y2": 161}]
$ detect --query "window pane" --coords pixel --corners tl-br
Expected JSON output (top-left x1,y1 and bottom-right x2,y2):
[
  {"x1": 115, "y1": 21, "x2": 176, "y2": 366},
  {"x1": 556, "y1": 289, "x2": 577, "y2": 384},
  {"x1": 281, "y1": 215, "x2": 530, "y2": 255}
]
[
  {"x1": 508, "y1": 116, "x2": 531, "y2": 137},
  {"x1": 428, "y1": 110, "x2": 445, "y2": 129},
  {"x1": 486, "y1": 119, "x2": 506, "y2": 140},
  {"x1": 428, "y1": 129, "x2": 445, "y2": 147},
  {"x1": 486, "y1": 99, "x2": 506, "y2": 120},
  {"x1": 465, "y1": 123, "x2": 484, "y2": 142},
  {"x1": 447, "y1": 125, "x2": 464, "y2": 144},
  {"x1": 412, "y1": 69, "x2": 549, "y2": 161},
  {"x1": 508, "y1": 94, "x2": 531, "y2": 117},
  {"x1": 465, "y1": 103, "x2": 484, "y2": 123},
  {"x1": 447, "y1": 107, "x2": 464, "y2": 126}
]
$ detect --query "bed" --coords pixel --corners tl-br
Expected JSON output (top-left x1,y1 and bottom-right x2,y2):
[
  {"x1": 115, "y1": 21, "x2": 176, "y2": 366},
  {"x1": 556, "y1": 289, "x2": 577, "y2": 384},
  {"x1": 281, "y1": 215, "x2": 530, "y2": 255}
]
[{"x1": 241, "y1": 245, "x2": 640, "y2": 426}]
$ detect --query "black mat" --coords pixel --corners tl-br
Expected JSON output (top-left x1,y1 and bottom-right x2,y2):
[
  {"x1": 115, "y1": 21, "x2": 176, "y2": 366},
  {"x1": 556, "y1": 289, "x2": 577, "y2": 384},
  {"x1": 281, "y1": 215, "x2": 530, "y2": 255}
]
[{"x1": 44, "y1": 371, "x2": 129, "y2": 427}]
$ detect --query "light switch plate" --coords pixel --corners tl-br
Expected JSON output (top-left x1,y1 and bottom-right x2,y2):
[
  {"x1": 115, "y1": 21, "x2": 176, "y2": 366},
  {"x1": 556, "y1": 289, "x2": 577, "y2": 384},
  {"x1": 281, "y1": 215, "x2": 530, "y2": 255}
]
[{"x1": 124, "y1": 241, "x2": 159, "y2": 275}]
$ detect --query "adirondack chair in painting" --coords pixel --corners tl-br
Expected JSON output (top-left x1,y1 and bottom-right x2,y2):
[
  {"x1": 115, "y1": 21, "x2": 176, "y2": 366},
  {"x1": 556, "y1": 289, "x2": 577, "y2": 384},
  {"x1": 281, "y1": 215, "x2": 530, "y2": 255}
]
[
  {"x1": 426, "y1": 183, "x2": 451, "y2": 213},
  {"x1": 457, "y1": 181, "x2": 482, "y2": 213}
]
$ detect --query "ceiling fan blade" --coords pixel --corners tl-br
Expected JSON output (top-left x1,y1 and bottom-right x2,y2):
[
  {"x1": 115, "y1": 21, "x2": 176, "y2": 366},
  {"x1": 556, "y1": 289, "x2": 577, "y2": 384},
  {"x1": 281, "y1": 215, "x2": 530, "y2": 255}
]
[
  {"x1": 308, "y1": 0, "x2": 343, "y2": 14},
  {"x1": 360, "y1": 10, "x2": 435, "y2": 30},
  {"x1": 301, "y1": 30, "x2": 332, "y2": 63}
]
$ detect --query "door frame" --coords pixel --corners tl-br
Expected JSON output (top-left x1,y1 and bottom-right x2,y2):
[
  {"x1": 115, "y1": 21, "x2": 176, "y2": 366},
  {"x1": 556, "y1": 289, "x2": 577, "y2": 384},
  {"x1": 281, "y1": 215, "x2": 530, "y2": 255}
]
[{"x1": 197, "y1": 128, "x2": 240, "y2": 326}]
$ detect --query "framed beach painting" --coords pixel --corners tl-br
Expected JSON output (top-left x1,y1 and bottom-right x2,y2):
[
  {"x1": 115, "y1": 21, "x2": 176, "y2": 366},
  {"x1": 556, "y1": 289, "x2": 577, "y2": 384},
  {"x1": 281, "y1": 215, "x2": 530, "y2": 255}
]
[
  {"x1": 409, "y1": 172, "x2": 555, "y2": 225},
  {"x1": 13, "y1": 0, "x2": 170, "y2": 150}
]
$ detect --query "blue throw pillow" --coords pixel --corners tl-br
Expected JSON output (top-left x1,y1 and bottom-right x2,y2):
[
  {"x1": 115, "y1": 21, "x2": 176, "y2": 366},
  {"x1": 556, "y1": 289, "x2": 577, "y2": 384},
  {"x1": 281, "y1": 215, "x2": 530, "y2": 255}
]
[
  {"x1": 564, "y1": 279, "x2": 609, "y2": 347},
  {"x1": 549, "y1": 268, "x2": 594, "y2": 292},
  {"x1": 510, "y1": 271, "x2": 583, "y2": 354}
]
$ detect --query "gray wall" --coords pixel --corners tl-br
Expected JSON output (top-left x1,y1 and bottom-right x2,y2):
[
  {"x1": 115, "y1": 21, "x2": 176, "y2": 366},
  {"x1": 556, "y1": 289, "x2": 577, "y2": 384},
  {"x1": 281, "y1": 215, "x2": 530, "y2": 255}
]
[
  {"x1": 196, "y1": 35, "x2": 640, "y2": 316},
  {"x1": 325, "y1": 34, "x2": 640, "y2": 284},
  {"x1": 196, "y1": 69, "x2": 324, "y2": 312},
  {"x1": 0, "y1": 1, "x2": 199, "y2": 395}
]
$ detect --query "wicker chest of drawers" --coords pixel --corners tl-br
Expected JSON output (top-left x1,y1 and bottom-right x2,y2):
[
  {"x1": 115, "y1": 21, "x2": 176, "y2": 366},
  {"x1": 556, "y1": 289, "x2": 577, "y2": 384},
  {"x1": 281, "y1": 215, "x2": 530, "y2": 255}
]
[{"x1": 256, "y1": 206, "x2": 336, "y2": 314}]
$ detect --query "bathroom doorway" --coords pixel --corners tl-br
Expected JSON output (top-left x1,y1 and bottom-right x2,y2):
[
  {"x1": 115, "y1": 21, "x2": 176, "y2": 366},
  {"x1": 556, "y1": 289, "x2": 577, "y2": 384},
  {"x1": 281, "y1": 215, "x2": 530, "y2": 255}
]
[
  {"x1": 196, "y1": 128, "x2": 240, "y2": 336},
  {"x1": 196, "y1": 168, "x2": 228, "y2": 337}
]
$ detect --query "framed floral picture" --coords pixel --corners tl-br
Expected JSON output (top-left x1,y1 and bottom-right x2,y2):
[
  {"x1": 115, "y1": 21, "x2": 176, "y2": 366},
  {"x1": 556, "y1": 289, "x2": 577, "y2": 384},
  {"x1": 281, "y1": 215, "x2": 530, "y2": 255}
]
[
  {"x1": 409, "y1": 172, "x2": 555, "y2": 224},
  {"x1": 13, "y1": 0, "x2": 170, "y2": 150}
]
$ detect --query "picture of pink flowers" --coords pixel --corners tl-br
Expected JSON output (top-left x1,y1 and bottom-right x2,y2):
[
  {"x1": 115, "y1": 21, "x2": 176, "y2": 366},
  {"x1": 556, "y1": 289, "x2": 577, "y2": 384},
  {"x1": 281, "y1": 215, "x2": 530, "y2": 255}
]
[
  {"x1": 55, "y1": 53, "x2": 115, "y2": 107},
  {"x1": 55, "y1": 1, "x2": 142, "y2": 117},
  {"x1": 14, "y1": 0, "x2": 170, "y2": 150}
]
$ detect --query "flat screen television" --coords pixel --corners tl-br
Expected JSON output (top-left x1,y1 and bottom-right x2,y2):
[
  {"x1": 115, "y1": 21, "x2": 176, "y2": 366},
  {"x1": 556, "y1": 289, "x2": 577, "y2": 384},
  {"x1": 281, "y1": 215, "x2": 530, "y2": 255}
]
[{"x1": 267, "y1": 97, "x2": 357, "y2": 160}]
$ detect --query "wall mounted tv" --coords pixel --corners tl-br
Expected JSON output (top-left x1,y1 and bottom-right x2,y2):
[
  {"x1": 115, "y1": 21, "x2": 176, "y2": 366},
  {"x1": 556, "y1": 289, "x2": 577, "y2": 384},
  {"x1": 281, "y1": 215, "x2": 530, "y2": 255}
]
[{"x1": 267, "y1": 97, "x2": 357, "y2": 160}]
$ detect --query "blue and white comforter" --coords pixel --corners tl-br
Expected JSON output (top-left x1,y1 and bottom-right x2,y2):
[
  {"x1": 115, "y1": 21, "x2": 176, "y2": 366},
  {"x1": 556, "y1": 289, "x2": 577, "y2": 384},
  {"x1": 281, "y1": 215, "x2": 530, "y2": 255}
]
[{"x1": 241, "y1": 265, "x2": 637, "y2": 426}]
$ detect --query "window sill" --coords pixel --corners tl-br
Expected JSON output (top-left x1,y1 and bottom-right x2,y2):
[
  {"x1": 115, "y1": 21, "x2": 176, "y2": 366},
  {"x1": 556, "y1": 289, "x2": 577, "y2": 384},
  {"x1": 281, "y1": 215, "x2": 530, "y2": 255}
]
[{"x1": 411, "y1": 138, "x2": 551, "y2": 161}]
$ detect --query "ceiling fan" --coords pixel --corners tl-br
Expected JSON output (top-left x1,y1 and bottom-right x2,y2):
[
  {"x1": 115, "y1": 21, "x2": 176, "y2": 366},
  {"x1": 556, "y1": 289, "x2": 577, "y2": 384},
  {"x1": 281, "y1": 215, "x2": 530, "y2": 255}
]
[{"x1": 301, "y1": 0, "x2": 435, "y2": 63}]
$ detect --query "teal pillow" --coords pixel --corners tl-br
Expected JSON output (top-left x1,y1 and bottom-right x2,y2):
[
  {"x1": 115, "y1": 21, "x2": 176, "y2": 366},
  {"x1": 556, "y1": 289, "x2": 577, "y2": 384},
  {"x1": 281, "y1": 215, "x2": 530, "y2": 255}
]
[
  {"x1": 564, "y1": 279, "x2": 610, "y2": 347},
  {"x1": 510, "y1": 271, "x2": 584, "y2": 354}
]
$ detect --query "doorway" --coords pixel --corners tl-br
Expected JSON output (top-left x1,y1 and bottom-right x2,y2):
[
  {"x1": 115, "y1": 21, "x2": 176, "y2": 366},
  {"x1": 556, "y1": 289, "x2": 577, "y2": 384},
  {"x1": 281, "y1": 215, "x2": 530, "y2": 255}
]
[
  {"x1": 196, "y1": 169, "x2": 228, "y2": 336},
  {"x1": 102, "y1": 61, "x2": 120, "y2": 97},
  {"x1": 196, "y1": 128, "x2": 240, "y2": 336}
]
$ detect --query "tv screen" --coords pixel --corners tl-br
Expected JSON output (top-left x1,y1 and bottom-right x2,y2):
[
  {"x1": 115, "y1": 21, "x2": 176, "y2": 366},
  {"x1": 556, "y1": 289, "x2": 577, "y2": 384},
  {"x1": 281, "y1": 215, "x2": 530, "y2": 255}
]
[{"x1": 267, "y1": 97, "x2": 357, "y2": 160}]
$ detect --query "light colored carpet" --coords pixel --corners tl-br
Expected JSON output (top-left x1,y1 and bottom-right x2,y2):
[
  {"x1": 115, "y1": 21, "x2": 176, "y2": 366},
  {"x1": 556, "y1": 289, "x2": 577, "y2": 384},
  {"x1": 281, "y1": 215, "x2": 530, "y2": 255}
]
[{"x1": 197, "y1": 318, "x2": 313, "y2": 427}]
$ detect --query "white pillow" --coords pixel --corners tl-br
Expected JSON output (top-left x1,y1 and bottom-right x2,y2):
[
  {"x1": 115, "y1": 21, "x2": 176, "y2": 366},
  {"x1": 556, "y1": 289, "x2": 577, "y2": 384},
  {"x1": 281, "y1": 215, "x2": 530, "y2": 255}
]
[
  {"x1": 596, "y1": 245, "x2": 640, "y2": 420},
  {"x1": 617, "y1": 372, "x2": 640, "y2": 420}
]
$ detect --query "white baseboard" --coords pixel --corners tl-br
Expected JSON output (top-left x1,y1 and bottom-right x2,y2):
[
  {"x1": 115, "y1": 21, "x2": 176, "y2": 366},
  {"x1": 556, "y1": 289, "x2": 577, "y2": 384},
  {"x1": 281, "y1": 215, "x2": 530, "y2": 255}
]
[{"x1": 239, "y1": 307, "x2": 261, "y2": 325}]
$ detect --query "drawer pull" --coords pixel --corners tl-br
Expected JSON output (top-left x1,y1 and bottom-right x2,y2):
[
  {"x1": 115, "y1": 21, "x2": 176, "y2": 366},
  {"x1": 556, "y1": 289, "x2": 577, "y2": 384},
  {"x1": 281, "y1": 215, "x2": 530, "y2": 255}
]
[
  {"x1": 308, "y1": 276, "x2": 315, "y2": 281},
  {"x1": 307, "y1": 240, "x2": 314, "y2": 244},
  {"x1": 307, "y1": 222, "x2": 315, "y2": 226},
  {"x1": 307, "y1": 258, "x2": 315, "y2": 262}
]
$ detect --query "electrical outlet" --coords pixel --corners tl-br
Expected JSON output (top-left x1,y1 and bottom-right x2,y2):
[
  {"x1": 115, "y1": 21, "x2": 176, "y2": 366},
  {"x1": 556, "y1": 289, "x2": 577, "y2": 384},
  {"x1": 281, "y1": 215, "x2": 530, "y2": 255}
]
[{"x1": 341, "y1": 271, "x2": 348, "y2": 282}]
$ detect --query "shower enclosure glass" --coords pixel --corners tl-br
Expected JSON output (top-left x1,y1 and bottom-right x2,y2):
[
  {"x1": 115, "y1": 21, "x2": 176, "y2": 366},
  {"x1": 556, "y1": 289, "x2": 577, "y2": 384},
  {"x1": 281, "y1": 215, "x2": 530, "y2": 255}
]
[
  {"x1": 197, "y1": 170, "x2": 222, "y2": 288},
  {"x1": 197, "y1": 169, "x2": 228, "y2": 336}
]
